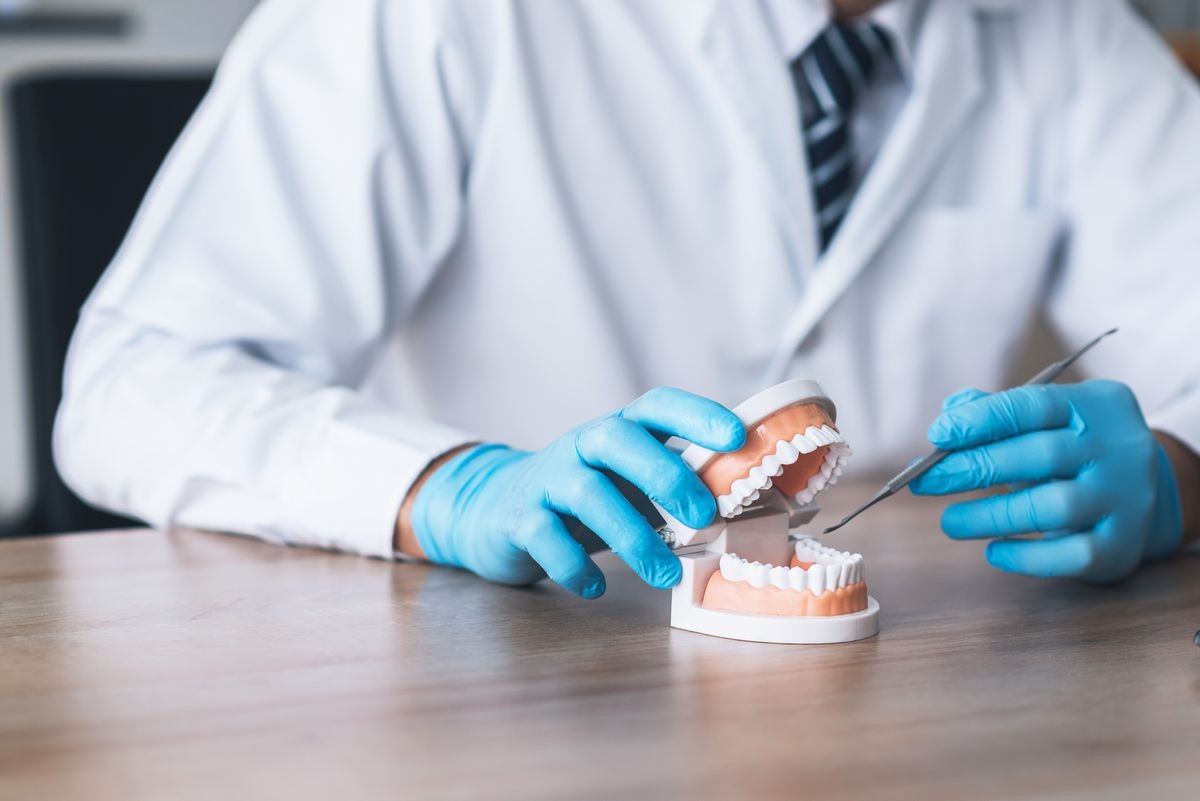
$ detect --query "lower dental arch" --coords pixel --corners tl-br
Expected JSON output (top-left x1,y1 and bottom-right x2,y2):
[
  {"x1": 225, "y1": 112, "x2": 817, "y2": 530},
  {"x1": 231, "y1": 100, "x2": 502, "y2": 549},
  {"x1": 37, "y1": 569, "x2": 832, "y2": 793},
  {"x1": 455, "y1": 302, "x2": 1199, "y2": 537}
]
[{"x1": 701, "y1": 538, "x2": 869, "y2": 617}]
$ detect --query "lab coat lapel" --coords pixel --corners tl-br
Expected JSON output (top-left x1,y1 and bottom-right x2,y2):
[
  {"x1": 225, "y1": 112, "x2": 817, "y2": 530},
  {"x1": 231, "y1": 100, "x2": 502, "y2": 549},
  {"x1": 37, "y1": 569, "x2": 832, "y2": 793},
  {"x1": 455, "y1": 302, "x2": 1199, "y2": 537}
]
[
  {"x1": 765, "y1": 2, "x2": 986, "y2": 381},
  {"x1": 697, "y1": 0, "x2": 817, "y2": 269}
]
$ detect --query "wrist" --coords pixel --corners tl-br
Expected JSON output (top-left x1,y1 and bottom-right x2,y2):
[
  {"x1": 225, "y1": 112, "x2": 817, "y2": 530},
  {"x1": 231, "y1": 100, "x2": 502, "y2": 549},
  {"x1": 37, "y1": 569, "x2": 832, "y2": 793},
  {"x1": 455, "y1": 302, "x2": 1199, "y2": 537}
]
[
  {"x1": 395, "y1": 444, "x2": 480, "y2": 559},
  {"x1": 1154, "y1": 431, "x2": 1199, "y2": 551},
  {"x1": 1144, "y1": 436, "x2": 1186, "y2": 560},
  {"x1": 402, "y1": 444, "x2": 523, "y2": 566}
]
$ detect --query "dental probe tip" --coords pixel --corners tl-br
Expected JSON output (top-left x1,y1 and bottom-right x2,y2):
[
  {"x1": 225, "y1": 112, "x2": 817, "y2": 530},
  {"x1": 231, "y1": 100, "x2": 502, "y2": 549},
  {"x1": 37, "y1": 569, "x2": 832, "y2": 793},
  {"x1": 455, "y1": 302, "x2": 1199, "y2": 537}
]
[
  {"x1": 1084, "y1": 327, "x2": 1118, "y2": 354},
  {"x1": 1194, "y1": 629, "x2": 1200, "y2": 648},
  {"x1": 822, "y1": 508, "x2": 865, "y2": 535},
  {"x1": 821, "y1": 489, "x2": 892, "y2": 535}
]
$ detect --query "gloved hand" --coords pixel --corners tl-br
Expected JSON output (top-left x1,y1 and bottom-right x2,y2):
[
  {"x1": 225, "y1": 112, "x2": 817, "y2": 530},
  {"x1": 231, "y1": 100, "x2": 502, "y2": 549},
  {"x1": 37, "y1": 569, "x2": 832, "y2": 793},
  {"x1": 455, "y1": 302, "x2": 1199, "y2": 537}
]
[
  {"x1": 411, "y1": 388, "x2": 745, "y2": 598},
  {"x1": 910, "y1": 380, "x2": 1182, "y2": 581}
]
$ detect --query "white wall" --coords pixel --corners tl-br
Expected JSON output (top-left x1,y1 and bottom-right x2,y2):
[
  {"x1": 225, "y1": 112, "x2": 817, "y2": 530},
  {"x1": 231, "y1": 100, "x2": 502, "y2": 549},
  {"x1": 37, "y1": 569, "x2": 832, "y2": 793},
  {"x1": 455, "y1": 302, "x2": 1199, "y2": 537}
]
[
  {"x1": 0, "y1": 0, "x2": 260, "y2": 527},
  {"x1": 34, "y1": 0, "x2": 262, "y2": 56}
]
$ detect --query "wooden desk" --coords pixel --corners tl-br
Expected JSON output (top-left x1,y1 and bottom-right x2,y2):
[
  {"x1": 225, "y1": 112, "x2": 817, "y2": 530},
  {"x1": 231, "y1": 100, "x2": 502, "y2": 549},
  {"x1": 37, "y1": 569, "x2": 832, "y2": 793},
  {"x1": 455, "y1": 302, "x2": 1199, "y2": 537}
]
[{"x1": 1, "y1": 485, "x2": 1198, "y2": 800}]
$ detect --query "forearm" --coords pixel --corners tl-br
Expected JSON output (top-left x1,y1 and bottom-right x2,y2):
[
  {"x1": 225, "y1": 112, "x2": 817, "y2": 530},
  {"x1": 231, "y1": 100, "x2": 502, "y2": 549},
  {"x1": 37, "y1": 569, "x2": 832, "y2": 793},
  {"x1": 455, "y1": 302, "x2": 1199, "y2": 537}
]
[
  {"x1": 1155, "y1": 431, "x2": 1200, "y2": 550},
  {"x1": 58, "y1": 310, "x2": 472, "y2": 558}
]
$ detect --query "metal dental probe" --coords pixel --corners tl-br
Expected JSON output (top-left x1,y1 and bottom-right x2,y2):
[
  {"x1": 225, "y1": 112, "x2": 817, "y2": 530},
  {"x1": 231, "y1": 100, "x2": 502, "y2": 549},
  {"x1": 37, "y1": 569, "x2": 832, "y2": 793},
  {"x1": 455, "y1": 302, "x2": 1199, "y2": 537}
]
[{"x1": 821, "y1": 327, "x2": 1119, "y2": 536}]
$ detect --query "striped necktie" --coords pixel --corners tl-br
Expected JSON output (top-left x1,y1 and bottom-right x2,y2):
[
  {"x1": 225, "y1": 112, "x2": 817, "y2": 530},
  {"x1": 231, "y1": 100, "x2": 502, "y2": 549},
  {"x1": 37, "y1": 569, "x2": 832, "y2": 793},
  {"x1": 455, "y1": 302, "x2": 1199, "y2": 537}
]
[{"x1": 791, "y1": 21, "x2": 893, "y2": 252}]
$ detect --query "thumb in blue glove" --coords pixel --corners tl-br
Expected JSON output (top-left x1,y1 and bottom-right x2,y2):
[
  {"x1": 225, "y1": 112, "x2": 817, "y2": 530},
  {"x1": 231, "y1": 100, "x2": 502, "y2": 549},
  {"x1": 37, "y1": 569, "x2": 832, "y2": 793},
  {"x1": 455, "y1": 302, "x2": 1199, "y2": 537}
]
[
  {"x1": 910, "y1": 380, "x2": 1182, "y2": 581},
  {"x1": 411, "y1": 387, "x2": 745, "y2": 598}
]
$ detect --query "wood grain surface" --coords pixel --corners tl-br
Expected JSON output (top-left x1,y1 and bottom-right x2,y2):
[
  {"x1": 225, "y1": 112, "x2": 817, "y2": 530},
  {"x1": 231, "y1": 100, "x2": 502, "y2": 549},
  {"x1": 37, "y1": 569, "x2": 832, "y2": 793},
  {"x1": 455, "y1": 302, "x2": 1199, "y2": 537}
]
[{"x1": 1, "y1": 483, "x2": 1198, "y2": 801}]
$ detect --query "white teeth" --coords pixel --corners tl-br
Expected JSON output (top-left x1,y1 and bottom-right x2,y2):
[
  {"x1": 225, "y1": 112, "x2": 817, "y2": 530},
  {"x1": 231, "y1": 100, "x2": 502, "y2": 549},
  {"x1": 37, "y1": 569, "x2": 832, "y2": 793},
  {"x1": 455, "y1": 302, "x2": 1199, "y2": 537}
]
[
  {"x1": 770, "y1": 565, "x2": 790, "y2": 590},
  {"x1": 792, "y1": 434, "x2": 817, "y2": 454},
  {"x1": 789, "y1": 566, "x2": 807, "y2": 591},
  {"x1": 793, "y1": 538, "x2": 865, "y2": 594},
  {"x1": 715, "y1": 432, "x2": 853, "y2": 518},
  {"x1": 717, "y1": 495, "x2": 741, "y2": 517},
  {"x1": 807, "y1": 427, "x2": 828, "y2": 446},
  {"x1": 758, "y1": 456, "x2": 786, "y2": 478},
  {"x1": 794, "y1": 537, "x2": 846, "y2": 562},
  {"x1": 717, "y1": 549, "x2": 864, "y2": 595},
  {"x1": 787, "y1": 441, "x2": 852, "y2": 506},
  {"x1": 807, "y1": 564, "x2": 825, "y2": 595},
  {"x1": 730, "y1": 477, "x2": 755, "y2": 498}
]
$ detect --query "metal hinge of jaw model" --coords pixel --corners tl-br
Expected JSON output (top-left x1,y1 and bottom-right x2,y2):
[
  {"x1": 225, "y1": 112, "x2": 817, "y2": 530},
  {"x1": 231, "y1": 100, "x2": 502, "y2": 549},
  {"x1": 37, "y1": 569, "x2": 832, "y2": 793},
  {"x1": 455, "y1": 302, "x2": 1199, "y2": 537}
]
[{"x1": 654, "y1": 379, "x2": 880, "y2": 645}]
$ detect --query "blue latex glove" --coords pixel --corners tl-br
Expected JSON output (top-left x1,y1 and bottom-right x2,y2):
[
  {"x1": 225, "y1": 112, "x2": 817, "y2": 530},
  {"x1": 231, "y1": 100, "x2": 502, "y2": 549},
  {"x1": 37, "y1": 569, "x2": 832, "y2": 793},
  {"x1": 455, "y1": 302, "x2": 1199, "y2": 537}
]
[
  {"x1": 910, "y1": 380, "x2": 1182, "y2": 581},
  {"x1": 412, "y1": 388, "x2": 746, "y2": 598}
]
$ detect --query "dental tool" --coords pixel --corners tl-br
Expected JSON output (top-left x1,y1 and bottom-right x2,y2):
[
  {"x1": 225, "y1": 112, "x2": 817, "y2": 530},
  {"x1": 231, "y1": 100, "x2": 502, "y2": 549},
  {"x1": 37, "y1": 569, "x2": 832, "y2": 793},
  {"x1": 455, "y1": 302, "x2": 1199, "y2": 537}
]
[{"x1": 821, "y1": 327, "x2": 1119, "y2": 536}]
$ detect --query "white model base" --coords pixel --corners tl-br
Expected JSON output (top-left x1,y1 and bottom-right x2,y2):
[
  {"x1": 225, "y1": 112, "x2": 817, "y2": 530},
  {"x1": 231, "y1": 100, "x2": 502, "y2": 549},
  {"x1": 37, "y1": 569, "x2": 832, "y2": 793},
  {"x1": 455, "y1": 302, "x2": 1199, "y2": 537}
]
[
  {"x1": 671, "y1": 595, "x2": 880, "y2": 644},
  {"x1": 665, "y1": 505, "x2": 879, "y2": 644}
]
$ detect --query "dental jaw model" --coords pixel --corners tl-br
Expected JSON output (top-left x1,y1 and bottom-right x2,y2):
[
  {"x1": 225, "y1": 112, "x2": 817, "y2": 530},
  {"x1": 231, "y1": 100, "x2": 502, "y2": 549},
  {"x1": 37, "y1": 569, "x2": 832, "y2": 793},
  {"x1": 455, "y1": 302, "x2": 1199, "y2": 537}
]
[{"x1": 658, "y1": 380, "x2": 879, "y2": 644}]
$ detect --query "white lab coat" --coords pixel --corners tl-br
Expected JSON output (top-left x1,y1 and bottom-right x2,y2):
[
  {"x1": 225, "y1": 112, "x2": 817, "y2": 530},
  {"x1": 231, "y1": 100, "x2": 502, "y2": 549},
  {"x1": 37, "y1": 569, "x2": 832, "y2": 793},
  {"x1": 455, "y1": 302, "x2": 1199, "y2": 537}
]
[{"x1": 56, "y1": 0, "x2": 1200, "y2": 559}]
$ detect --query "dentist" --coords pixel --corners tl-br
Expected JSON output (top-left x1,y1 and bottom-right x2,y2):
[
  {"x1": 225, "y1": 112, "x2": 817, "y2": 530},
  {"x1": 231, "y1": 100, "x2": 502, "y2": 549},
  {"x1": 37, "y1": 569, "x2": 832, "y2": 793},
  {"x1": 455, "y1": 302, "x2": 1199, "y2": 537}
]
[{"x1": 56, "y1": 0, "x2": 1200, "y2": 594}]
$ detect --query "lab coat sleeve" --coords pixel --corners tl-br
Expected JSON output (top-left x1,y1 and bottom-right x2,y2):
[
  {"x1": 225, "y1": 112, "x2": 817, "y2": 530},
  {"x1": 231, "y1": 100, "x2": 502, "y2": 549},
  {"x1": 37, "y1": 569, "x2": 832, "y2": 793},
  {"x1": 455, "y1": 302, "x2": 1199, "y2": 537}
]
[
  {"x1": 54, "y1": 0, "x2": 489, "y2": 557},
  {"x1": 1048, "y1": 0, "x2": 1200, "y2": 456}
]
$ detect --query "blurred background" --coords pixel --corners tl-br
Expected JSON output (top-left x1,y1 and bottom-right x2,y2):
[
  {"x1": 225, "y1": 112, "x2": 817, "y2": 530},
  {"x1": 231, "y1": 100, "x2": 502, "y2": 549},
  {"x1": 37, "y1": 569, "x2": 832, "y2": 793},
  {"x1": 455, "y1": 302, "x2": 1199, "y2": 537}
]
[{"x1": 0, "y1": 0, "x2": 1197, "y2": 539}]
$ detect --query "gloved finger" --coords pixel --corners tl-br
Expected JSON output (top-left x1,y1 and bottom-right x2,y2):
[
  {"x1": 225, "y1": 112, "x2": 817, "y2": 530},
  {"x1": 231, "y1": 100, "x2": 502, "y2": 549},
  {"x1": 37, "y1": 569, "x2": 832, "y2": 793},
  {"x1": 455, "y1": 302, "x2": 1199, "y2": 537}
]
[
  {"x1": 928, "y1": 385, "x2": 1074, "y2": 451},
  {"x1": 547, "y1": 467, "x2": 682, "y2": 589},
  {"x1": 910, "y1": 429, "x2": 1086, "y2": 495},
  {"x1": 620, "y1": 387, "x2": 745, "y2": 452},
  {"x1": 984, "y1": 532, "x2": 1101, "y2": 579},
  {"x1": 513, "y1": 509, "x2": 607, "y2": 598},
  {"x1": 939, "y1": 480, "x2": 1104, "y2": 539},
  {"x1": 942, "y1": 387, "x2": 989, "y2": 412},
  {"x1": 577, "y1": 417, "x2": 715, "y2": 529}
]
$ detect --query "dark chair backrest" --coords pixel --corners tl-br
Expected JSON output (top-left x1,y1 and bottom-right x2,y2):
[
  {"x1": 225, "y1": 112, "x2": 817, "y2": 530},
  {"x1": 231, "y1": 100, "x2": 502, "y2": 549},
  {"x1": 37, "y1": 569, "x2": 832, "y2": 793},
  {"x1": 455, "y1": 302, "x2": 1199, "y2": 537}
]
[{"x1": 7, "y1": 71, "x2": 213, "y2": 535}]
